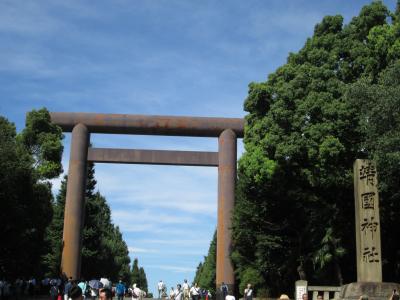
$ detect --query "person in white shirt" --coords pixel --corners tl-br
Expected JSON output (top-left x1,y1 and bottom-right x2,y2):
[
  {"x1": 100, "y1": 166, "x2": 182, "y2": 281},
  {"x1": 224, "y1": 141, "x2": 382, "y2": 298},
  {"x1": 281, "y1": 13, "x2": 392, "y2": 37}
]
[
  {"x1": 182, "y1": 280, "x2": 190, "y2": 300},
  {"x1": 244, "y1": 284, "x2": 253, "y2": 300},
  {"x1": 158, "y1": 281, "x2": 164, "y2": 299},
  {"x1": 169, "y1": 287, "x2": 175, "y2": 300},
  {"x1": 131, "y1": 284, "x2": 143, "y2": 300},
  {"x1": 100, "y1": 278, "x2": 111, "y2": 289},
  {"x1": 190, "y1": 283, "x2": 201, "y2": 300},
  {"x1": 225, "y1": 292, "x2": 235, "y2": 300},
  {"x1": 174, "y1": 284, "x2": 183, "y2": 300},
  {"x1": 90, "y1": 287, "x2": 98, "y2": 300}
]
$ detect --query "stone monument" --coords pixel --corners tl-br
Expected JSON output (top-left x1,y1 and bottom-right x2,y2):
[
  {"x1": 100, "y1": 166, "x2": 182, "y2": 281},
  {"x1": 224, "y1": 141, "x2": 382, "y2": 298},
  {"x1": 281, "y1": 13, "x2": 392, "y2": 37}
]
[
  {"x1": 295, "y1": 280, "x2": 308, "y2": 300},
  {"x1": 339, "y1": 159, "x2": 400, "y2": 300},
  {"x1": 354, "y1": 159, "x2": 382, "y2": 282}
]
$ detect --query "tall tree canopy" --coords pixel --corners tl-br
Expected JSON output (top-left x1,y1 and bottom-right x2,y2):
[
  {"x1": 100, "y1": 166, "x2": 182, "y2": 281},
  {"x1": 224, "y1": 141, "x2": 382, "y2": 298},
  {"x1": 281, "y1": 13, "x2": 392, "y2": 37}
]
[
  {"x1": 232, "y1": 1, "x2": 400, "y2": 296},
  {"x1": 0, "y1": 108, "x2": 63, "y2": 278}
]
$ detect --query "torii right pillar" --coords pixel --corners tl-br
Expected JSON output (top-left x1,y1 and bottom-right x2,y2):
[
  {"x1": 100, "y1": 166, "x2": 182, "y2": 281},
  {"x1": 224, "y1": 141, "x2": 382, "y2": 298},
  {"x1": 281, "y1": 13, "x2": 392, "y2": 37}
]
[{"x1": 217, "y1": 129, "x2": 236, "y2": 299}]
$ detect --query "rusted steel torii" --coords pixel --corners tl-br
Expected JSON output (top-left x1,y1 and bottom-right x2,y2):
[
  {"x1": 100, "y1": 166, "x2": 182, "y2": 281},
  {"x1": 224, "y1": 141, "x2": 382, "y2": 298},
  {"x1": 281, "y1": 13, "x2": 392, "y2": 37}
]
[{"x1": 51, "y1": 112, "x2": 244, "y2": 295}]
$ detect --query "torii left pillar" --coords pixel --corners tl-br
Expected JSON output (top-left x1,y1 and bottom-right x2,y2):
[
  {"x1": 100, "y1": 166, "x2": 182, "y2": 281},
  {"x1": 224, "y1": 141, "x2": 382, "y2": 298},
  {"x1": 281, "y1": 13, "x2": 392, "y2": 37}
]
[{"x1": 61, "y1": 124, "x2": 89, "y2": 279}]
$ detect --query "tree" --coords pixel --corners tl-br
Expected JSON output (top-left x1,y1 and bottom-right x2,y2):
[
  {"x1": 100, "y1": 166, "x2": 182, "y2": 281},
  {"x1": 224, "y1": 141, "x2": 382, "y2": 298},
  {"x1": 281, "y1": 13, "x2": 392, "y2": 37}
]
[
  {"x1": 0, "y1": 108, "x2": 63, "y2": 278},
  {"x1": 194, "y1": 231, "x2": 216, "y2": 295},
  {"x1": 139, "y1": 267, "x2": 148, "y2": 293},
  {"x1": 130, "y1": 258, "x2": 149, "y2": 292},
  {"x1": 233, "y1": 1, "x2": 400, "y2": 296},
  {"x1": 131, "y1": 258, "x2": 140, "y2": 286},
  {"x1": 18, "y1": 108, "x2": 64, "y2": 179},
  {"x1": 43, "y1": 176, "x2": 67, "y2": 276},
  {"x1": 312, "y1": 227, "x2": 346, "y2": 286}
]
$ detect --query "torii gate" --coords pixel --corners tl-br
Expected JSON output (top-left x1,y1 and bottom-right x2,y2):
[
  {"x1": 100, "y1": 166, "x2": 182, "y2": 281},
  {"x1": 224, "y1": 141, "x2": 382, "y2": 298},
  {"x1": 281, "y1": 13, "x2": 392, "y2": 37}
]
[{"x1": 50, "y1": 112, "x2": 244, "y2": 296}]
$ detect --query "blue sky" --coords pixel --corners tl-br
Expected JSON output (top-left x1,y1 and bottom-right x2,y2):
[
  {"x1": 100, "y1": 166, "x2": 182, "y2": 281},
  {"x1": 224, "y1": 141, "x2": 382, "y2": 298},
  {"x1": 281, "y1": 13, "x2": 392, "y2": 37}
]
[{"x1": 0, "y1": 0, "x2": 397, "y2": 294}]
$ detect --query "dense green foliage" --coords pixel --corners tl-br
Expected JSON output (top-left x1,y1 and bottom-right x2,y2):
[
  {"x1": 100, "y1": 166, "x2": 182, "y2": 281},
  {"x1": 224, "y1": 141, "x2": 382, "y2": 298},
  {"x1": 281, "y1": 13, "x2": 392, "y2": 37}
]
[
  {"x1": 231, "y1": 1, "x2": 400, "y2": 296},
  {"x1": 44, "y1": 163, "x2": 132, "y2": 282},
  {"x1": 0, "y1": 109, "x2": 63, "y2": 278},
  {"x1": 0, "y1": 107, "x2": 134, "y2": 281},
  {"x1": 194, "y1": 232, "x2": 216, "y2": 294},
  {"x1": 131, "y1": 258, "x2": 149, "y2": 292}
]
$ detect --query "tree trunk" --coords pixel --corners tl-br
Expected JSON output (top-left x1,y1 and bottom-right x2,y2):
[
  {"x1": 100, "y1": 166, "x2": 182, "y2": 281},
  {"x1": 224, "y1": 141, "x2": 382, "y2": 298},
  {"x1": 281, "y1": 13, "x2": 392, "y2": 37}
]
[{"x1": 334, "y1": 260, "x2": 343, "y2": 286}]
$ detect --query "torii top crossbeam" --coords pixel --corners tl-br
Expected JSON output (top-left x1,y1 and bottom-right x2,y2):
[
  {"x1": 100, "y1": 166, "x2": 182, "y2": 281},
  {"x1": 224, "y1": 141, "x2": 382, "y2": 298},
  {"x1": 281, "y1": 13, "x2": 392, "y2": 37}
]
[{"x1": 50, "y1": 112, "x2": 244, "y2": 137}]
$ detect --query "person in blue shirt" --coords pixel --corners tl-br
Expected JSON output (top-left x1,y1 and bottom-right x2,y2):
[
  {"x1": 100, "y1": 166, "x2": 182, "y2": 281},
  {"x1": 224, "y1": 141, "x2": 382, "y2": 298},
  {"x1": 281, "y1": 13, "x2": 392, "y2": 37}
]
[
  {"x1": 116, "y1": 280, "x2": 126, "y2": 300},
  {"x1": 64, "y1": 278, "x2": 73, "y2": 300},
  {"x1": 220, "y1": 283, "x2": 228, "y2": 300}
]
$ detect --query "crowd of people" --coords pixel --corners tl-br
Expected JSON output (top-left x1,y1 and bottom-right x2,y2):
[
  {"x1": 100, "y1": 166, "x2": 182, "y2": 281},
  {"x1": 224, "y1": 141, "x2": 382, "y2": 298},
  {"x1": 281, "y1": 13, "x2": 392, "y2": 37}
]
[
  {"x1": 3, "y1": 277, "x2": 398, "y2": 300},
  {"x1": 0, "y1": 275, "x2": 146, "y2": 300},
  {"x1": 157, "y1": 280, "x2": 212, "y2": 300},
  {"x1": 156, "y1": 280, "x2": 253, "y2": 300},
  {"x1": 0, "y1": 277, "x2": 241, "y2": 300},
  {"x1": 0, "y1": 277, "x2": 50, "y2": 300}
]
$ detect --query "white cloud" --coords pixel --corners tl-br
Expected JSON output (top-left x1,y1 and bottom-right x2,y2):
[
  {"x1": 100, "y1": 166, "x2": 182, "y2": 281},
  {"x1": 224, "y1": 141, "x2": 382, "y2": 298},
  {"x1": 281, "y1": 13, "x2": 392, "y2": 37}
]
[
  {"x1": 112, "y1": 209, "x2": 198, "y2": 226},
  {"x1": 147, "y1": 265, "x2": 196, "y2": 273},
  {"x1": 128, "y1": 246, "x2": 204, "y2": 256},
  {"x1": 129, "y1": 238, "x2": 208, "y2": 246},
  {"x1": 111, "y1": 208, "x2": 206, "y2": 234},
  {"x1": 94, "y1": 164, "x2": 218, "y2": 217},
  {"x1": 128, "y1": 247, "x2": 159, "y2": 254}
]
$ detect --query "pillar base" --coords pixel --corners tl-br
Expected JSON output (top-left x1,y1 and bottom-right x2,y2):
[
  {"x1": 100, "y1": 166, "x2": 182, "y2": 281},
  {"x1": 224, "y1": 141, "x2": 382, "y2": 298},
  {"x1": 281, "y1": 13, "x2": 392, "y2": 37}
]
[
  {"x1": 216, "y1": 284, "x2": 235, "y2": 300},
  {"x1": 339, "y1": 282, "x2": 400, "y2": 300}
]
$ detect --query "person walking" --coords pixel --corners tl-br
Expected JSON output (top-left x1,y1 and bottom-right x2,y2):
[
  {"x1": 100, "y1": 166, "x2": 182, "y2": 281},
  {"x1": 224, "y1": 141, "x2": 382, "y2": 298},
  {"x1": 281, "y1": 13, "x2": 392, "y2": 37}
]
[
  {"x1": 244, "y1": 284, "x2": 253, "y2": 300},
  {"x1": 158, "y1": 281, "x2": 164, "y2": 299},
  {"x1": 78, "y1": 280, "x2": 87, "y2": 299},
  {"x1": 70, "y1": 286, "x2": 84, "y2": 300},
  {"x1": 225, "y1": 289, "x2": 235, "y2": 300},
  {"x1": 90, "y1": 287, "x2": 98, "y2": 300},
  {"x1": 174, "y1": 284, "x2": 183, "y2": 300},
  {"x1": 131, "y1": 284, "x2": 141, "y2": 300},
  {"x1": 278, "y1": 294, "x2": 290, "y2": 300},
  {"x1": 50, "y1": 283, "x2": 59, "y2": 300},
  {"x1": 64, "y1": 278, "x2": 73, "y2": 300},
  {"x1": 390, "y1": 290, "x2": 399, "y2": 300},
  {"x1": 116, "y1": 281, "x2": 125, "y2": 300},
  {"x1": 220, "y1": 283, "x2": 228, "y2": 300},
  {"x1": 190, "y1": 283, "x2": 200, "y2": 300},
  {"x1": 99, "y1": 288, "x2": 112, "y2": 300},
  {"x1": 182, "y1": 280, "x2": 189, "y2": 300}
]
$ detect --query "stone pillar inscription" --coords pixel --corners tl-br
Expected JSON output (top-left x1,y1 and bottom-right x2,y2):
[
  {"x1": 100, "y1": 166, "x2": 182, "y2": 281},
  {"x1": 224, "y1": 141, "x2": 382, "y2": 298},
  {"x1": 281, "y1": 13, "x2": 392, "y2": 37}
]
[
  {"x1": 61, "y1": 123, "x2": 89, "y2": 279},
  {"x1": 354, "y1": 159, "x2": 382, "y2": 282}
]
